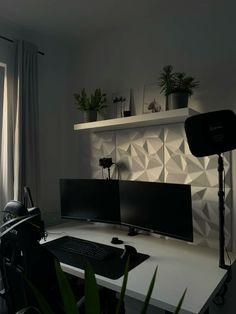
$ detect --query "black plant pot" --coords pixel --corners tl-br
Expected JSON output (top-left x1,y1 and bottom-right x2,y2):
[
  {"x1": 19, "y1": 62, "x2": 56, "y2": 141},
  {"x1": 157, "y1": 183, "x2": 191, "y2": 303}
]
[
  {"x1": 123, "y1": 110, "x2": 131, "y2": 117},
  {"x1": 168, "y1": 92, "x2": 189, "y2": 110},
  {"x1": 83, "y1": 110, "x2": 97, "y2": 122}
]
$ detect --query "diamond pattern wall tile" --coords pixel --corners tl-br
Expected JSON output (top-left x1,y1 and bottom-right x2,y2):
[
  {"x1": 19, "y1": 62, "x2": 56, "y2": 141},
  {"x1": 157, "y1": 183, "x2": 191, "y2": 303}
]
[
  {"x1": 90, "y1": 122, "x2": 232, "y2": 250},
  {"x1": 191, "y1": 185, "x2": 231, "y2": 248},
  {"x1": 90, "y1": 132, "x2": 116, "y2": 179},
  {"x1": 116, "y1": 127, "x2": 164, "y2": 181}
]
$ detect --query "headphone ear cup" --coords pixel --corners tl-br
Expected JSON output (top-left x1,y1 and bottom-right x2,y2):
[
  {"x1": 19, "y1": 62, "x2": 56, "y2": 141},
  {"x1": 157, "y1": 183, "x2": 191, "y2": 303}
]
[{"x1": 3, "y1": 201, "x2": 28, "y2": 222}]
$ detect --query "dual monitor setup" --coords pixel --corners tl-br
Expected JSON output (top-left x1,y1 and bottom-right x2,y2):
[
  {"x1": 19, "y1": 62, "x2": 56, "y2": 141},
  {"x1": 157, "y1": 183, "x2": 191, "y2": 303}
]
[{"x1": 60, "y1": 179, "x2": 193, "y2": 243}]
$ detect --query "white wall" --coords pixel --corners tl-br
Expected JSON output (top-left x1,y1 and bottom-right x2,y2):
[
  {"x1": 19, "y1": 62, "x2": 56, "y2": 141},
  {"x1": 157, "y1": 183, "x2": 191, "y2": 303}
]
[
  {"x1": 72, "y1": 2, "x2": 236, "y2": 114},
  {"x1": 70, "y1": 1, "x2": 236, "y2": 252}
]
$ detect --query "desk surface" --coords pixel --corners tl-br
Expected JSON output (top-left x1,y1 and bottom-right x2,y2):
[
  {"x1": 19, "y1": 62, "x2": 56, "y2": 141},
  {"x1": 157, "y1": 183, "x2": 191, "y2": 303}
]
[{"x1": 44, "y1": 220, "x2": 232, "y2": 314}]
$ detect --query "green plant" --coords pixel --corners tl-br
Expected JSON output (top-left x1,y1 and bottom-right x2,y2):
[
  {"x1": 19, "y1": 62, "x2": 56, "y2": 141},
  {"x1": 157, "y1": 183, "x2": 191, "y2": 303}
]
[
  {"x1": 159, "y1": 65, "x2": 176, "y2": 96},
  {"x1": 172, "y1": 72, "x2": 199, "y2": 96},
  {"x1": 159, "y1": 65, "x2": 199, "y2": 96},
  {"x1": 74, "y1": 88, "x2": 107, "y2": 112},
  {"x1": 23, "y1": 257, "x2": 185, "y2": 314}
]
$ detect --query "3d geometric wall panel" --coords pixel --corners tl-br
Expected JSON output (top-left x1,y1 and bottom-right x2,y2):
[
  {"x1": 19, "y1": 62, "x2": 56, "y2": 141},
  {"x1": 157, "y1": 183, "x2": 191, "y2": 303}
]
[
  {"x1": 116, "y1": 128, "x2": 164, "y2": 181},
  {"x1": 90, "y1": 123, "x2": 232, "y2": 250},
  {"x1": 90, "y1": 132, "x2": 116, "y2": 179}
]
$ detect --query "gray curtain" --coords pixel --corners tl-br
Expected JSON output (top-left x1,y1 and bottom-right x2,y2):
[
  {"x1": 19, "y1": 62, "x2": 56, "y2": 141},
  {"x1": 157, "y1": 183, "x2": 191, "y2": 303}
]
[
  {"x1": 1, "y1": 40, "x2": 39, "y2": 207},
  {"x1": 14, "y1": 40, "x2": 39, "y2": 202},
  {"x1": 0, "y1": 40, "x2": 39, "y2": 311}
]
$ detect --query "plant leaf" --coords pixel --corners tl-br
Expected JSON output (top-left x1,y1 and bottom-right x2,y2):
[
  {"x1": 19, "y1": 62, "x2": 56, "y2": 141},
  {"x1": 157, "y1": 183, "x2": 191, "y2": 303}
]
[
  {"x1": 54, "y1": 259, "x2": 78, "y2": 314},
  {"x1": 140, "y1": 267, "x2": 157, "y2": 314},
  {"x1": 84, "y1": 261, "x2": 100, "y2": 314},
  {"x1": 116, "y1": 256, "x2": 130, "y2": 314},
  {"x1": 174, "y1": 288, "x2": 187, "y2": 314}
]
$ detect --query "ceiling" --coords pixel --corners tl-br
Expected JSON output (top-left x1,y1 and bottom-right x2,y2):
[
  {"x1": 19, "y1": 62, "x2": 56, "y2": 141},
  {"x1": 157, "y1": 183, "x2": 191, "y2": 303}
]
[
  {"x1": 0, "y1": 0, "x2": 162, "y2": 42},
  {"x1": 0, "y1": 0, "x2": 234, "y2": 42}
]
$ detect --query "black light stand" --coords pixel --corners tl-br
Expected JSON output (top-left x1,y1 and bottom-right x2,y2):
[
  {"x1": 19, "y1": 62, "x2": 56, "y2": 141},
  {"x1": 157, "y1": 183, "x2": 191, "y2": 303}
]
[
  {"x1": 218, "y1": 154, "x2": 230, "y2": 270},
  {"x1": 184, "y1": 110, "x2": 236, "y2": 306},
  {"x1": 184, "y1": 110, "x2": 236, "y2": 271}
]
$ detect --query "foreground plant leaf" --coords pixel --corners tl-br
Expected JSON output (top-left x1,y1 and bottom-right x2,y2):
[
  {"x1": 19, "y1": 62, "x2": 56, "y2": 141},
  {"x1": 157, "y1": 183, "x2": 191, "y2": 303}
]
[
  {"x1": 84, "y1": 261, "x2": 100, "y2": 314},
  {"x1": 54, "y1": 259, "x2": 78, "y2": 314},
  {"x1": 140, "y1": 267, "x2": 158, "y2": 314},
  {"x1": 116, "y1": 256, "x2": 130, "y2": 314},
  {"x1": 174, "y1": 288, "x2": 187, "y2": 314}
]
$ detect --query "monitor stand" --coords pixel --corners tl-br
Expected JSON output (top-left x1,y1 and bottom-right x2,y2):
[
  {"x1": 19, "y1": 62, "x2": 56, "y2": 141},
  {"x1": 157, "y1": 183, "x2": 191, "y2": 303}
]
[{"x1": 128, "y1": 227, "x2": 138, "y2": 236}]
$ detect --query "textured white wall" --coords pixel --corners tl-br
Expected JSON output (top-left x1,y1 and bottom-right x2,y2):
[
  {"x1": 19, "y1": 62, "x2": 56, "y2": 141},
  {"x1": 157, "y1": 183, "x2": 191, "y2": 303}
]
[{"x1": 90, "y1": 125, "x2": 232, "y2": 250}]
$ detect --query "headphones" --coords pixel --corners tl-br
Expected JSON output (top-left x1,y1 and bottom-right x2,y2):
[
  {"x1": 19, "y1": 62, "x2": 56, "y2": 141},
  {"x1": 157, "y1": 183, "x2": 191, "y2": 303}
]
[{"x1": 2, "y1": 200, "x2": 46, "y2": 241}]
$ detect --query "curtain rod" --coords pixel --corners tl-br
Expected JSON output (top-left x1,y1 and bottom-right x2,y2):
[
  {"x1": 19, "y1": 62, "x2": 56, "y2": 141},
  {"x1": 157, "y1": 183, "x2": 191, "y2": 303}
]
[{"x1": 0, "y1": 35, "x2": 45, "y2": 55}]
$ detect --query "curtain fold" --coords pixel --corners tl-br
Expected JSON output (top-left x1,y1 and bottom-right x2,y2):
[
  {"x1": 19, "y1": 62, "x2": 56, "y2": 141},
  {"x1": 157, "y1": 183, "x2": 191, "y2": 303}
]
[
  {"x1": 14, "y1": 40, "x2": 39, "y2": 202},
  {"x1": 0, "y1": 40, "x2": 39, "y2": 312},
  {"x1": 0, "y1": 62, "x2": 13, "y2": 213},
  {"x1": 0, "y1": 39, "x2": 39, "y2": 208}
]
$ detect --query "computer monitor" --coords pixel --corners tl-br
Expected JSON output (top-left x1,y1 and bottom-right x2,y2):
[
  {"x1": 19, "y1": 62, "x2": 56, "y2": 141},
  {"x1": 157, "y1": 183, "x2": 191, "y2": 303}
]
[
  {"x1": 60, "y1": 179, "x2": 121, "y2": 224},
  {"x1": 119, "y1": 180, "x2": 193, "y2": 242}
]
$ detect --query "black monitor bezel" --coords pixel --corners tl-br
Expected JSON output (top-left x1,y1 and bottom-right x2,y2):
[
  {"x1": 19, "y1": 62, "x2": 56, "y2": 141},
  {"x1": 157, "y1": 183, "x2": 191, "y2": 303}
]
[
  {"x1": 119, "y1": 180, "x2": 193, "y2": 242},
  {"x1": 60, "y1": 178, "x2": 193, "y2": 243},
  {"x1": 60, "y1": 178, "x2": 121, "y2": 225}
]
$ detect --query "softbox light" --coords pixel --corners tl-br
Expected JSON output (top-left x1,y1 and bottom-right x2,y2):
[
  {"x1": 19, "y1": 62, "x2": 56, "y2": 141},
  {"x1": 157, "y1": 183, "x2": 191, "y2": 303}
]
[{"x1": 184, "y1": 109, "x2": 236, "y2": 157}]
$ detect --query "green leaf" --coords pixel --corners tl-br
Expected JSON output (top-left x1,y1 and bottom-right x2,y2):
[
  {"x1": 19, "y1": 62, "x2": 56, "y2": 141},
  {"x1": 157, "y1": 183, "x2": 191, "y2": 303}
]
[
  {"x1": 140, "y1": 267, "x2": 157, "y2": 314},
  {"x1": 174, "y1": 288, "x2": 187, "y2": 314},
  {"x1": 116, "y1": 256, "x2": 130, "y2": 314},
  {"x1": 84, "y1": 261, "x2": 100, "y2": 314},
  {"x1": 54, "y1": 259, "x2": 78, "y2": 314}
]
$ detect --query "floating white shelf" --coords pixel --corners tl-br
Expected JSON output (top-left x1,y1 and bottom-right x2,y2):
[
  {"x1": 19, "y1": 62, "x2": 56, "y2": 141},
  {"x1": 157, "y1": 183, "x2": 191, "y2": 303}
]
[{"x1": 74, "y1": 108, "x2": 198, "y2": 133}]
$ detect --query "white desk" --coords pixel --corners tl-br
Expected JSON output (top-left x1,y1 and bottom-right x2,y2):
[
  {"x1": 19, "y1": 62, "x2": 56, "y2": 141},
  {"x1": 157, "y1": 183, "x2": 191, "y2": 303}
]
[{"x1": 44, "y1": 220, "x2": 232, "y2": 314}]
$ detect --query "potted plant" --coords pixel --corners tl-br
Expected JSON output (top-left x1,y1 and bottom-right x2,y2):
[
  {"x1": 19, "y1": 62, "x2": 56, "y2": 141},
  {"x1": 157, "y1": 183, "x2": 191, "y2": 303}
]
[
  {"x1": 159, "y1": 65, "x2": 199, "y2": 110},
  {"x1": 74, "y1": 88, "x2": 107, "y2": 122}
]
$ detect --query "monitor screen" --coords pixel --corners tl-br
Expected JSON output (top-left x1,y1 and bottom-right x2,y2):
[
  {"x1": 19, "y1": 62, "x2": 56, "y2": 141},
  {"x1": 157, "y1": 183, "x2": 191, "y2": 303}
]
[
  {"x1": 60, "y1": 179, "x2": 121, "y2": 224},
  {"x1": 119, "y1": 180, "x2": 193, "y2": 242}
]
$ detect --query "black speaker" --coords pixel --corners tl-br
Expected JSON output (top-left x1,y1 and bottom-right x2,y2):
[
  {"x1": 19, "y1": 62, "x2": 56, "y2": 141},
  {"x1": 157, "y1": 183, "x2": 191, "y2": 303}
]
[{"x1": 184, "y1": 110, "x2": 236, "y2": 157}]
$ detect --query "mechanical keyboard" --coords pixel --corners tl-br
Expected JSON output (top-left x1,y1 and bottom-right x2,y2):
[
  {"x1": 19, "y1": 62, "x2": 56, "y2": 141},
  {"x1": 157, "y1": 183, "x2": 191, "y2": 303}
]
[
  {"x1": 43, "y1": 236, "x2": 150, "y2": 279},
  {"x1": 56, "y1": 236, "x2": 112, "y2": 261}
]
